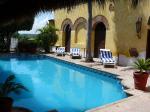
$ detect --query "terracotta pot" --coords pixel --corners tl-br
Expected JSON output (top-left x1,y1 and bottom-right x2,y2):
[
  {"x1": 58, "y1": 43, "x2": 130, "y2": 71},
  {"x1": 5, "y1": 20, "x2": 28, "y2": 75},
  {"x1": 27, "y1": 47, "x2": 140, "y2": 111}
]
[
  {"x1": 133, "y1": 72, "x2": 149, "y2": 91},
  {"x1": 0, "y1": 97, "x2": 13, "y2": 112}
]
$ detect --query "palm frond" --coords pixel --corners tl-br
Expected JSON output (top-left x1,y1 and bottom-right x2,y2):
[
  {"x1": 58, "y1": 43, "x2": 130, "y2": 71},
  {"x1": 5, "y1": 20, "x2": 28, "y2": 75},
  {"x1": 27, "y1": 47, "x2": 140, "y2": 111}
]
[
  {"x1": 5, "y1": 75, "x2": 15, "y2": 84},
  {"x1": 133, "y1": 58, "x2": 150, "y2": 72},
  {"x1": 0, "y1": 75, "x2": 29, "y2": 97},
  {"x1": 0, "y1": 0, "x2": 140, "y2": 27}
]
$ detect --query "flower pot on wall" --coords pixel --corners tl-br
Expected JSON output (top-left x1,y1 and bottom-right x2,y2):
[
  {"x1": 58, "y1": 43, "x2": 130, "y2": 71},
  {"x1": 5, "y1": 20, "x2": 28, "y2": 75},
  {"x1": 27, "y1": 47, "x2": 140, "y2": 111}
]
[
  {"x1": 133, "y1": 72, "x2": 149, "y2": 91},
  {"x1": 0, "y1": 97, "x2": 13, "y2": 112}
]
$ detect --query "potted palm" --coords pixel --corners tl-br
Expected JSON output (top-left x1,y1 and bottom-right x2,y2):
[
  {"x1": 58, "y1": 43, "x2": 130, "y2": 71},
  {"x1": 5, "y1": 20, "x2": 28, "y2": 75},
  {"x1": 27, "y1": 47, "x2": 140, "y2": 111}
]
[
  {"x1": 0, "y1": 75, "x2": 29, "y2": 112},
  {"x1": 133, "y1": 58, "x2": 150, "y2": 91}
]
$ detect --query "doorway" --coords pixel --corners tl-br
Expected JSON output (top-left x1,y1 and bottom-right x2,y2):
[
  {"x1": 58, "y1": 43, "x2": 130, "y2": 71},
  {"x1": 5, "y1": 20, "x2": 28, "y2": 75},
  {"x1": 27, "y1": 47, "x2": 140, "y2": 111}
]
[
  {"x1": 146, "y1": 29, "x2": 150, "y2": 59},
  {"x1": 94, "y1": 22, "x2": 106, "y2": 58},
  {"x1": 65, "y1": 25, "x2": 71, "y2": 52}
]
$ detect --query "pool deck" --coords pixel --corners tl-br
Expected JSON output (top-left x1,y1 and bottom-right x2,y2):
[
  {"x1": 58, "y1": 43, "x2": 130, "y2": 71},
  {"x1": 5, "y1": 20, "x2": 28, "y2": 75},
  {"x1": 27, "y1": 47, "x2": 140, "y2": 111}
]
[{"x1": 46, "y1": 54, "x2": 150, "y2": 112}]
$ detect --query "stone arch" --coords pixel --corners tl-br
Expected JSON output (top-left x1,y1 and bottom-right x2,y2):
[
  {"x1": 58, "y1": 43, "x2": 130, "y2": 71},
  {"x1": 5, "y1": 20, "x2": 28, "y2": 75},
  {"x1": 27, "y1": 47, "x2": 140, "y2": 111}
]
[
  {"x1": 74, "y1": 17, "x2": 87, "y2": 44},
  {"x1": 61, "y1": 18, "x2": 73, "y2": 31},
  {"x1": 92, "y1": 15, "x2": 109, "y2": 30},
  {"x1": 61, "y1": 18, "x2": 72, "y2": 51},
  {"x1": 73, "y1": 17, "x2": 87, "y2": 30}
]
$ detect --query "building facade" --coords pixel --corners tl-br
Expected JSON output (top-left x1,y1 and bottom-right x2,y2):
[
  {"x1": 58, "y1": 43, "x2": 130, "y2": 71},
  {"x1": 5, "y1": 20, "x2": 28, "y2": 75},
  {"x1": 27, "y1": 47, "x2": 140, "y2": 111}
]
[{"x1": 54, "y1": 0, "x2": 150, "y2": 66}]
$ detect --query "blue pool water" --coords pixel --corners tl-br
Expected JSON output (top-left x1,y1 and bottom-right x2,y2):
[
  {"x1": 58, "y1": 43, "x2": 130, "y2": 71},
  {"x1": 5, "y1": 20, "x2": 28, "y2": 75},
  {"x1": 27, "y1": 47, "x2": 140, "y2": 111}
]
[{"x1": 0, "y1": 55, "x2": 127, "y2": 112}]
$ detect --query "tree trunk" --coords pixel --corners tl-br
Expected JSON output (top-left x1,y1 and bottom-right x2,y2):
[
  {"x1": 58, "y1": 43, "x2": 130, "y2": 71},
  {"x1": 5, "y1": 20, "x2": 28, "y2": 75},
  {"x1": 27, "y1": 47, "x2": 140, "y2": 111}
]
[
  {"x1": 85, "y1": 0, "x2": 94, "y2": 62},
  {"x1": 45, "y1": 47, "x2": 50, "y2": 53},
  {"x1": 6, "y1": 34, "x2": 12, "y2": 52},
  {"x1": 0, "y1": 36, "x2": 5, "y2": 52}
]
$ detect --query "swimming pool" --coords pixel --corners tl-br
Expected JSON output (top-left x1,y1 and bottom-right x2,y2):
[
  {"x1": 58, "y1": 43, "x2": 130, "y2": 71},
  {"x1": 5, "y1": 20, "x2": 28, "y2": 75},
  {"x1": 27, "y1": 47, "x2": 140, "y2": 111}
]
[{"x1": 0, "y1": 55, "x2": 127, "y2": 112}]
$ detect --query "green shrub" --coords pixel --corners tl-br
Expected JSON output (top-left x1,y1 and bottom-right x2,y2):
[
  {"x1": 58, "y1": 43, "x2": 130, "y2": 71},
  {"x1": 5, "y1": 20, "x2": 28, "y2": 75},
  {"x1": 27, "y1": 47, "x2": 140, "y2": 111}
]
[
  {"x1": 133, "y1": 58, "x2": 150, "y2": 72},
  {"x1": 0, "y1": 42, "x2": 7, "y2": 52},
  {"x1": 36, "y1": 24, "x2": 58, "y2": 53},
  {"x1": 17, "y1": 39, "x2": 37, "y2": 53}
]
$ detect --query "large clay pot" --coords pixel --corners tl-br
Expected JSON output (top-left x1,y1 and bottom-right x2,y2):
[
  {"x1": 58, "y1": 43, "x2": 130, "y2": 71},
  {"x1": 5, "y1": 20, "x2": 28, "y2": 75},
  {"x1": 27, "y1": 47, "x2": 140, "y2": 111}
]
[
  {"x1": 0, "y1": 97, "x2": 13, "y2": 112},
  {"x1": 133, "y1": 72, "x2": 149, "y2": 91}
]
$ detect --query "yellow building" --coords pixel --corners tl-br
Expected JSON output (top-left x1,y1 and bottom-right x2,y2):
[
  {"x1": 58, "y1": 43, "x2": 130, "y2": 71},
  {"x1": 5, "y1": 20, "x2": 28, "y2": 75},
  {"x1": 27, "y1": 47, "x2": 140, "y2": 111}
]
[{"x1": 54, "y1": 0, "x2": 150, "y2": 66}]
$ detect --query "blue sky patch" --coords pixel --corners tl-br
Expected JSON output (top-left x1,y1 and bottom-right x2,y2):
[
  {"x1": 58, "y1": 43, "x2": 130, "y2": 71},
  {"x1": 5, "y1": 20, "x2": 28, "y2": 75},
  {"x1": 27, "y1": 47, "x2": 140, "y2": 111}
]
[{"x1": 19, "y1": 11, "x2": 54, "y2": 34}]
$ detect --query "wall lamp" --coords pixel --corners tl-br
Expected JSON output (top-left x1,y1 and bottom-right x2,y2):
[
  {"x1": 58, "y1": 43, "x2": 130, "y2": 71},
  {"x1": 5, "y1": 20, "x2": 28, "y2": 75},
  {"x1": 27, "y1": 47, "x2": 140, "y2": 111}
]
[{"x1": 136, "y1": 17, "x2": 142, "y2": 39}]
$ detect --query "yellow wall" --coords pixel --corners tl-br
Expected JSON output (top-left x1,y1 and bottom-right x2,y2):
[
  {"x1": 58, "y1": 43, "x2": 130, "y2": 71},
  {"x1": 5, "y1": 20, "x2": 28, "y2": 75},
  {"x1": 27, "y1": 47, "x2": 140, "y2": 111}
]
[
  {"x1": 54, "y1": 1, "x2": 150, "y2": 57},
  {"x1": 113, "y1": 0, "x2": 149, "y2": 56}
]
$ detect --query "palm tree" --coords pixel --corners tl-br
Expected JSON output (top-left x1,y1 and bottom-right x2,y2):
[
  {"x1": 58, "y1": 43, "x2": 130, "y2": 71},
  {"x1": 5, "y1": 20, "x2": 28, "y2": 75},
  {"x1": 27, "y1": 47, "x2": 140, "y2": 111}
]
[
  {"x1": 85, "y1": 0, "x2": 106, "y2": 62},
  {"x1": 85, "y1": 0, "x2": 93, "y2": 62}
]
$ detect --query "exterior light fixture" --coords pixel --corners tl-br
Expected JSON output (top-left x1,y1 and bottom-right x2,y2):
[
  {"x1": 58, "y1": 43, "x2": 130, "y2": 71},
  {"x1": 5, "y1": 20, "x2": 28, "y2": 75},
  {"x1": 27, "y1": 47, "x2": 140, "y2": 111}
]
[{"x1": 136, "y1": 17, "x2": 142, "y2": 39}]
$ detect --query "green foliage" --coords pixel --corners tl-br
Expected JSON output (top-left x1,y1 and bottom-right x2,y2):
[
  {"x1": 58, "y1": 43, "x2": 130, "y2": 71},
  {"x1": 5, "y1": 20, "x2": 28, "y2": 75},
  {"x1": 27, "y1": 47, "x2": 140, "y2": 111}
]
[
  {"x1": 13, "y1": 32, "x2": 37, "y2": 41},
  {"x1": 133, "y1": 58, "x2": 150, "y2": 72},
  {"x1": 17, "y1": 39, "x2": 37, "y2": 53},
  {"x1": 0, "y1": 75, "x2": 29, "y2": 97},
  {"x1": 13, "y1": 32, "x2": 29, "y2": 43},
  {"x1": 36, "y1": 24, "x2": 58, "y2": 53},
  {"x1": 0, "y1": 42, "x2": 7, "y2": 52},
  {"x1": 13, "y1": 32, "x2": 38, "y2": 53},
  {"x1": 12, "y1": 32, "x2": 20, "y2": 39}
]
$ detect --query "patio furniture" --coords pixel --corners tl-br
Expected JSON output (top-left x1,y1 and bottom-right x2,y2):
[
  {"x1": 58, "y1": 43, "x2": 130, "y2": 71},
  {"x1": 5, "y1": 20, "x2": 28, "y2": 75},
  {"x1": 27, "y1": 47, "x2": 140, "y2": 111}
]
[
  {"x1": 70, "y1": 48, "x2": 81, "y2": 59},
  {"x1": 56, "y1": 47, "x2": 65, "y2": 56},
  {"x1": 99, "y1": 49, "x2": 115, "y2": 67}
]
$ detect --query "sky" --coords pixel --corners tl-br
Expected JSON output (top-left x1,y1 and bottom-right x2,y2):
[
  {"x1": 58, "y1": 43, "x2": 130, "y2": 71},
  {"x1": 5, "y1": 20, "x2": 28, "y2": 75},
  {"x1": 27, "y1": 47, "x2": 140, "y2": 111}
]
[{"x1": 19, "y1": 11, "x2": 54, "y2": 34}]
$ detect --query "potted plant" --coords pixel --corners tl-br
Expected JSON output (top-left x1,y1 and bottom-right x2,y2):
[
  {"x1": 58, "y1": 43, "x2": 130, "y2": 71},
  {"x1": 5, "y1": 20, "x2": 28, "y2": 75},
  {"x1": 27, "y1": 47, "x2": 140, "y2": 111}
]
[
  {"x1": 0, "y1": 75, "x2": 29, "y2": 112},
  {"x1": 133, "y1": 58, "x2": 150, "y2": 91}
]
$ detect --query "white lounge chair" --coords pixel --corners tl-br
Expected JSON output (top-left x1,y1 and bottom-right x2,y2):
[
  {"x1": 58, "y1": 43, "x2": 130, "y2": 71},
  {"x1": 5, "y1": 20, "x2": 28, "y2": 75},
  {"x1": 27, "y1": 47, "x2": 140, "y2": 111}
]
[
  {"x1": 56, "y1": 47, "x2": 65, "y2": 56},
  {"x1": 70, "y1": 48, "x2": 81, "y2": 59},
  {"x1": 99, "y1": 49, "x2": 115, "y2": 66}
]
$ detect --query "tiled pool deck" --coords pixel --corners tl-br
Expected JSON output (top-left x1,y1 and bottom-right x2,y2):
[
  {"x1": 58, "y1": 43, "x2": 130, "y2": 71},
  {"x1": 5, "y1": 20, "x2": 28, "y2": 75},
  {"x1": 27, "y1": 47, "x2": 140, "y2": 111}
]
[{"x1": 46, "y1": 54, "x2": 150, "y2": 112}]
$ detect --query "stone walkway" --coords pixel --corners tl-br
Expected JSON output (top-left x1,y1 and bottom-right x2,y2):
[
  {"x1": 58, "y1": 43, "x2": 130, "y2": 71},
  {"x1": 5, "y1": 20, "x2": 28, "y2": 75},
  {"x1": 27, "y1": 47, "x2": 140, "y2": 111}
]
[
  {"x1": 47, "y1": 54, "x2": 150, "y2": 112},
  {"x1": 87, "y1": 93, "x2": 150, "y2": 112}
]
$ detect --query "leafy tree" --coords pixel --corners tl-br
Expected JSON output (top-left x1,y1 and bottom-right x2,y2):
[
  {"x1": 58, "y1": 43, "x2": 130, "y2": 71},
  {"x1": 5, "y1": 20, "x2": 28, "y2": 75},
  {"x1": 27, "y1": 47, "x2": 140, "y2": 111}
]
[
  {"x1": 0, "y1": 17, "x2": 34, "y2": 52},
  {"x1": 13, "y1": 32, "x2": 38, "y2": 53},
  {"x1": 37, "y1": 24, "x2": 58, "y2": 53},
  {"x1": 13, "y1": 32, "x2": 30, "y2": 41}
]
